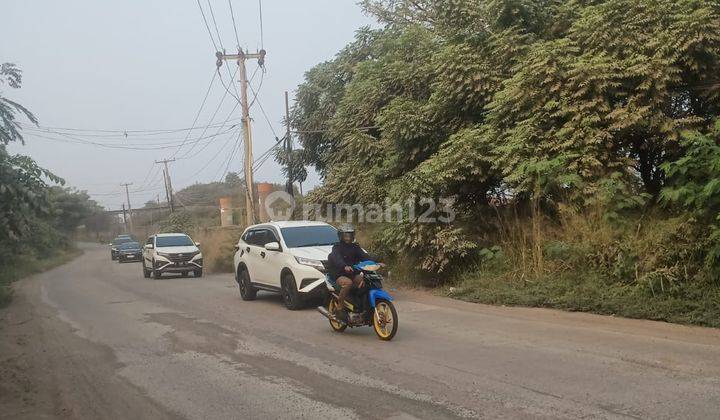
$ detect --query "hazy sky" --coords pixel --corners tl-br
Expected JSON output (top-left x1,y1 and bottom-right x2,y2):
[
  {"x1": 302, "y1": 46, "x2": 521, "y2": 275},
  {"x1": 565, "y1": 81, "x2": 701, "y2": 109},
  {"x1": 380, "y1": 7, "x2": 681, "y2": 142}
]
[{"x1": 2, "y1": 1, "x2": 374, "y2": 209}]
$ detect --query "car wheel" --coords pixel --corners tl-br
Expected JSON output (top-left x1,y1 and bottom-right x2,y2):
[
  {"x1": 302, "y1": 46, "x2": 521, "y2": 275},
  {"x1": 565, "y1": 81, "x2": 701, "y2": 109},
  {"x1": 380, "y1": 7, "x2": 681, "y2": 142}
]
[
  {"x1": 238, "y1": 268, "x2": 257, "y2": 301},
  {"x1": 152, "y1": 260, "x2": 162, "y2": 279},
  {"x1": 142, "y1": 264, "x2": 150, "y2": 278},
  {"x1": 281, "y1": 272, "x2": 302, "y2": 310},
  {"x1": 194, "y1": 269, "x2": 203, "y2": 278}
]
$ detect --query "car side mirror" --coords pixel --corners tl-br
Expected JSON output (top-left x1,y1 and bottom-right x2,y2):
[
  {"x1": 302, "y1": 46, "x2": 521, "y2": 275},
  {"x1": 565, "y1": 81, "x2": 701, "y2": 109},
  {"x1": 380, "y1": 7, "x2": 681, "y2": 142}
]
[
  {"x1": 145, "y1": 244, "x2": 154, "y2": 249},
  {"x1": 264, "y1": 242, "x2": 281, "y2": 252},
  {"x1": 195, "y1": 242, "x2": 201, "y2": 247},
  {"x1": 233, "y1": 244, "x2": 240, "y2": 252}
]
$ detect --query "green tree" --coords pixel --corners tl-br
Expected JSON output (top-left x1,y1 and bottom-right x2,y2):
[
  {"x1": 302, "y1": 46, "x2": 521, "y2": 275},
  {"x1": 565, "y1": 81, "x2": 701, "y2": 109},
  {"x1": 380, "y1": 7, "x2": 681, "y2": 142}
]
[
  {"x1": 1, "y1": 62, "x2": 37, "y2": 145},
  {"x1": 0, "y1": 62, "x2": 64, "y2": 245},
  {"x1": 291, "y1": 0, "x2": 720, "y2": 273}
]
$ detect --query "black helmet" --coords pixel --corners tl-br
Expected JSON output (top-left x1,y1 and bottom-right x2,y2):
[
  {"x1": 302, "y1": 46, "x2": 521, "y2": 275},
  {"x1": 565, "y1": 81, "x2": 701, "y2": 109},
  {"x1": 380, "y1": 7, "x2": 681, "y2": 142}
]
[{"x1": 337, "y1": 223, "x2": 355, "y2": 242}]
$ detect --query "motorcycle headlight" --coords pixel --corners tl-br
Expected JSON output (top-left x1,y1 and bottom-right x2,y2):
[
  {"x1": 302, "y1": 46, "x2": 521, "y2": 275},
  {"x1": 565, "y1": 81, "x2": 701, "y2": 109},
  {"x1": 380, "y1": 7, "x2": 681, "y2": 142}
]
[{"x1": 295, "y1": 257, "x2": 325, "y2": 272}]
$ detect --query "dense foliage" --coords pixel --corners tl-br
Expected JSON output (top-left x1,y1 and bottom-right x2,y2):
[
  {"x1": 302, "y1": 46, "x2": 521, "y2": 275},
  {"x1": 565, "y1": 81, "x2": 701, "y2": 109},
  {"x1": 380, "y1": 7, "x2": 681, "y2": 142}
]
[
  {"x1": 1, "y1": 62, "x2": 101, "y2": 305},
  {"x1": 290, "y1": 0, "x2": 720, "y2": 323},
  {"x1": 291, "y1": 0, "x2": 720, "y2": 265}
]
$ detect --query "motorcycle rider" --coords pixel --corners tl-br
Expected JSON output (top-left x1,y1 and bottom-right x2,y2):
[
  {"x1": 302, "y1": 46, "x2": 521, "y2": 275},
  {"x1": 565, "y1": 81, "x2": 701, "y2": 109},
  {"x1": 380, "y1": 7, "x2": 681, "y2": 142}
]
[{"x1": 328, "y1": 223, "x2": 381, "y2": 319}]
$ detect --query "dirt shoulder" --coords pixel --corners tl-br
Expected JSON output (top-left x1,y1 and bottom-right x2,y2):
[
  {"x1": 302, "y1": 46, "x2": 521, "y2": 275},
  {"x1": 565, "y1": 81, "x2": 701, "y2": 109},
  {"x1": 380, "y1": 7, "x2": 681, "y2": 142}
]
[{"x1": 0, "y1": 254, "x2": 178, "y2": 419}]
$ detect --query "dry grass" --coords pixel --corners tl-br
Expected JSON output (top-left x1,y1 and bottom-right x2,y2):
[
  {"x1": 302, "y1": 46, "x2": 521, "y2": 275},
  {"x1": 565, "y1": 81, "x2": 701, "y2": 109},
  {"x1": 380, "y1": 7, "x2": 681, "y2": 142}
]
[{"x1": 192, "y1": 226, "x2": 244, "y2": 273}]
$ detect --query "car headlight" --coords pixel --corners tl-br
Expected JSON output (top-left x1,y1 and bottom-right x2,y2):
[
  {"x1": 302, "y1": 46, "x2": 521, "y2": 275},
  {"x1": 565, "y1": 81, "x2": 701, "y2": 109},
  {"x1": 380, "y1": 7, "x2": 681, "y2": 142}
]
[
  {"x1": 295, "y1": 257, "x2": 325, "y2": 272},
  {"x1": 191, "y1": 252, "x2": 203, "y2": 260}
]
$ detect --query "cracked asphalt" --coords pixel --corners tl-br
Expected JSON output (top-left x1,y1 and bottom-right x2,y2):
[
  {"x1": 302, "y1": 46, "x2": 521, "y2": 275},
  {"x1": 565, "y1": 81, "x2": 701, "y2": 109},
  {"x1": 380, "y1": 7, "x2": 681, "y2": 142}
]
[{"x1": 2, "y1": 243, "x2": 720, "y2": 419}]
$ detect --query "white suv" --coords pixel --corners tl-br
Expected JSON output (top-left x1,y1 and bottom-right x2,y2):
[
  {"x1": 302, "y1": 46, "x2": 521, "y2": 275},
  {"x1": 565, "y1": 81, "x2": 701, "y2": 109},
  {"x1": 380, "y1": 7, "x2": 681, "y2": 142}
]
[
  {"x1": 142, "y1": 233, "x2": 203, "y2": 278},
  {"x1": 233, "y1": 221, "x2": 337, "y2": 310}
]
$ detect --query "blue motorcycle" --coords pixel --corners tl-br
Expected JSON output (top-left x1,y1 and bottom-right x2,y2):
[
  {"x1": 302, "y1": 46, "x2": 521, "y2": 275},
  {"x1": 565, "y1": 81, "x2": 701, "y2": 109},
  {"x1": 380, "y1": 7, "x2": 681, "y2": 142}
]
[{"x1": 317, "y1": 261, "x2": 398, "y2": 341}]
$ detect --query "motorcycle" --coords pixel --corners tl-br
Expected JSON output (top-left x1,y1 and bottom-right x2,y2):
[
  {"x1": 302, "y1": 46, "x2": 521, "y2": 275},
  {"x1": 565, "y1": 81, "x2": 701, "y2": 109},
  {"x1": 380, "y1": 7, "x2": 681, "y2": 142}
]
[{"x1": 317, "y1": 260, "x2": 398, "y2": 341}]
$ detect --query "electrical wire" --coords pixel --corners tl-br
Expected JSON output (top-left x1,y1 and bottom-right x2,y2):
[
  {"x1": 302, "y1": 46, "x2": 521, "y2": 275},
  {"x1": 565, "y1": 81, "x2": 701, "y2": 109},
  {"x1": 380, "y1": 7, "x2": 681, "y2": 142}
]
[
  {"x1": 247, "y1": 83, "x2": 280, "y2": 139},
  {"x1": 177, "y1": 67, "x2": 238, "y2": 158},
  {"x1": 215, "y1": 133, "x2": 242, "y2": 181},
  {"x1": 16, "y1": 119, "x2": 241, "y2": 137},
  {"x1": 206, "y1": 0, "x2": 225, "y2": 51},
  {"x1": 216, "y1": 67, "x2": 242, "y2": 105},
  {"x1": 228, "y1": 0, "x2": 241, "y2": 48},
  {"x1": 171, "y1": 70, "x2": 218, "y2": 158},
  {"x1": 258, "y1": 0, "x2": 265, "y2": 49},
  {"x1": 23, "y1": 126, "x2": 238, "y2": 147},
  {"x1": 290, "y1": 126, "x2": 379, "y2": 134},
  {"x1": 26, "y1": 125, "x2": 238, "y2": 151},
  {"x1": 248, "y1": 66, "x2": 264, "y2": 109},
  {"x1": 180, "y1": 104, "x2": 240, "y2": 160},
  {"x1": 196, "y1": 0, "x2": 219, "y2": 51}
]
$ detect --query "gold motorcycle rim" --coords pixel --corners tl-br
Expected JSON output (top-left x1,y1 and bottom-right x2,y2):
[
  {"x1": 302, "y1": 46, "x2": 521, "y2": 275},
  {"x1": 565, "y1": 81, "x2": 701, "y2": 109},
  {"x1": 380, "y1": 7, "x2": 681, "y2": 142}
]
[
  {"x1": 373, "y1": 301, "x2": 394, "y2": 339},
  {"x1": 328, "y1": 299, "x2": 345, "y2": 330}
]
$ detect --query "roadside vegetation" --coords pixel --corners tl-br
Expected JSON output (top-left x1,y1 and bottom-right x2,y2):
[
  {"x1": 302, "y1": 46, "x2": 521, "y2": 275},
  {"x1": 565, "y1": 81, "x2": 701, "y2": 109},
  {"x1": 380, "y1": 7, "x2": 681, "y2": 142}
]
[
  {"x1": 0, "y1": 62, "x2": 101, "y2": 306},
  {"x1": 289, "y1": 0, "x2": 720, "y2": 326}
]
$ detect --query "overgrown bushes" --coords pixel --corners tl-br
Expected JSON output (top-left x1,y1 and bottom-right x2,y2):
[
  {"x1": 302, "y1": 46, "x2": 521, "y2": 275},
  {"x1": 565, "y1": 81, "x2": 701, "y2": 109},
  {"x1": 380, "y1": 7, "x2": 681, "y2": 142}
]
[{"x1": 289, "y1": 1, "x2": 720, "y2": 325}]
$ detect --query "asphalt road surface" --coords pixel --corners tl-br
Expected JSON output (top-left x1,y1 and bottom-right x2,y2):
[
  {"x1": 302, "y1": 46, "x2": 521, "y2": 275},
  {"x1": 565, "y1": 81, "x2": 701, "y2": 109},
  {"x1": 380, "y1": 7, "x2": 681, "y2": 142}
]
[{"x1": 2, "y1": 243, "x2": 720, "y2": 419}]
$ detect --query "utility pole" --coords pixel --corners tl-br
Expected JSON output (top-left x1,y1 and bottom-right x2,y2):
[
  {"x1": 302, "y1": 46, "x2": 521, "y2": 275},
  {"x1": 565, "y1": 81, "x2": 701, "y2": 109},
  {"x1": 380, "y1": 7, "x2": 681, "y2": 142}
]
[
  {"x1": 284, "y1": 91, "x2": 294, "y2": 197},
  {"x1": 216, "y1": 48, "x2": 266, "y2": 226},
  {"x1": 121, "y1": 182, "x2": 134, "y2": 232},
  {"x1": 121, "y1": 203, "x2": 128, "y2": 232},
  {"x1": 155, "y1": 158, "x2": 176, "y2": 212}
]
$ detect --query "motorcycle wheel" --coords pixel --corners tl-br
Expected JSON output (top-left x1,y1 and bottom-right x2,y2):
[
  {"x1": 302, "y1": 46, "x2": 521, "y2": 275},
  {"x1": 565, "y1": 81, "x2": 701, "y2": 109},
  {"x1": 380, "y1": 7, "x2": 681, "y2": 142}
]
[
  {"x1": 372, "y1": 299, "x2": 398, "y2": 341},
  {"x1": 328, "y1": 298, "x2": 347, "y2": 333}
]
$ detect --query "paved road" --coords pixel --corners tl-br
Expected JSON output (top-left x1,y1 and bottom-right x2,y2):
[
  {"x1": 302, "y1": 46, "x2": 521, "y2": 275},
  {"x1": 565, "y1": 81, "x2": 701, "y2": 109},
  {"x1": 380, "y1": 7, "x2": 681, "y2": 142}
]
[{"x1": 3, "y1": 243, "x2": 720, "y2": 419}]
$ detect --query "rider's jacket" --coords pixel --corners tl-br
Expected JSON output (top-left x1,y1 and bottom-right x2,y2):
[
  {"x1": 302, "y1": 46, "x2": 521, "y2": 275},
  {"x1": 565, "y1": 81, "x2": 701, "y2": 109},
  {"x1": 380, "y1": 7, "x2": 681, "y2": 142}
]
[{"x1": 328, "y1": 241, "x2": 370, "y2": 278}]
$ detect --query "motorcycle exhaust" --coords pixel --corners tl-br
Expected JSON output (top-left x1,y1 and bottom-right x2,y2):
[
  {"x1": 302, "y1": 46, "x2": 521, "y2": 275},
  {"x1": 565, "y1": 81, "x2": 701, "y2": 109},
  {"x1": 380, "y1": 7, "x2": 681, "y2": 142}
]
[{"x1": 317, "y1": 306, "x2": 346, "y2": 325}]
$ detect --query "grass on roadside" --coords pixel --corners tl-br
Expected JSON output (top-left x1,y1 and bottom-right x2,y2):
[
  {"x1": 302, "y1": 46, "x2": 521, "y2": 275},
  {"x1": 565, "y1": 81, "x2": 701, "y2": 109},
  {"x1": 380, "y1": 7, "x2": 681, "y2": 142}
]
[
  {"x1": 191, "y1": 227, "x2": 243, "y2": 274},
  {"x1": 441, "y1": 265, "x2": 720, "y2": 328},
  {"x1": 0, "y1": 247, "x2": 83, "y2": 308}
]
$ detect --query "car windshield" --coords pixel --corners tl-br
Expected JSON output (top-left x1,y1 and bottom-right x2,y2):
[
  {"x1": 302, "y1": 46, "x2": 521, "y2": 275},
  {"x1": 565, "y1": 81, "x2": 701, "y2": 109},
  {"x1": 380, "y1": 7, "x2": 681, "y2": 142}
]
[
  {"x1": 118, "y1": 242, "x2": 140, "y2": 250},
  {"x1": 112, "y1": 237, "x2": 134, "y2": 246},
  {"x1": 281, "y1": 225, "x2": 338, "y2": 248},
  {"x1": 156, "y1": 235, "x2": 194, "y2": 247}
]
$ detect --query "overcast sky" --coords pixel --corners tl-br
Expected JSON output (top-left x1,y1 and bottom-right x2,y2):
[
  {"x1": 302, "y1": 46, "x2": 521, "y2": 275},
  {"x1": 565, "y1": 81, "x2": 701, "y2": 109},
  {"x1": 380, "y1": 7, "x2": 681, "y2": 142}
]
[{"x1": 1, "y1": 1, "x2": 374, "y2": 209}]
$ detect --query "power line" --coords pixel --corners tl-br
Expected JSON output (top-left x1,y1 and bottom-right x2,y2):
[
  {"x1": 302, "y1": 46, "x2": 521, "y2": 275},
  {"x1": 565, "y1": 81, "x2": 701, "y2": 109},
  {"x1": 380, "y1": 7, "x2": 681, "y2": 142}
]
[
  {"x1": 16, "y1": 119, "x2": 241, "y2": 137},
  {"x1": 196, "y1": 0, "x2": 219, "y2": 51},
  {"x1": 184, "y1": 130, "x2": 239, "y2": 181},
  {"x1": 216, "y1": 66, "x2": 242, "y2": 104},
  {"x1": 206, "y1": 0, "x2": 225, "y2": 51},
  {"x1": 258, "y1": 0, "x2": 265, "y2": 49},
  {"x1": 179, "y1": 103, "x2": 240, "y2": 160},
  {"x1": 139, "y1": 162, "x2": 158, "y2": 187},
  {"x1": 228, "y1": 0, "x2": 241, "y2": 48},
  {"x1": 216, "y1": 133, "x2": 243, "y2": 181},
  {"x1": 177, "y1": 68, "x2": 237, "y2": 158},
  {"x1": 248, "y1": 66, "x2": 264, "y2": 108},
  {"x1": 171, "y1": 70, "x2": 218, "y2": 158},
  {"x1": 23, "y1": 125, "x2": 239, "y2": 147},
  {"x1": 247, "y1": 82, "x2": 279, "y2": 139},
  {"x1": 291, "y1": 126, "x2": 379, "y2": 134},
  {"x1": 27, "y1": 125, "x2": 239, "y2": 151}
]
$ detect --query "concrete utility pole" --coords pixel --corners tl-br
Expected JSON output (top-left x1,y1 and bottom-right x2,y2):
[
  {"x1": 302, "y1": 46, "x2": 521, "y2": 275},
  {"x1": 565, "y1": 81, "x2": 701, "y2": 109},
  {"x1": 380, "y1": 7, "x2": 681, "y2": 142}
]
[
  {"x1": 216, "y1": 48, "x2": 266, "y2": 226},
  {"x1": 155, "y1": 158, "x2": 176, "y2": 212},
  {"x1": 284, "y1": 91, "x2": 294, "y2": 197},
  {"x1": 121, "y1": 182, "x2": 134, "y2": 232},
  {"x1": 121, "y1": 203, "x2": 128, "y2": 232}
]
